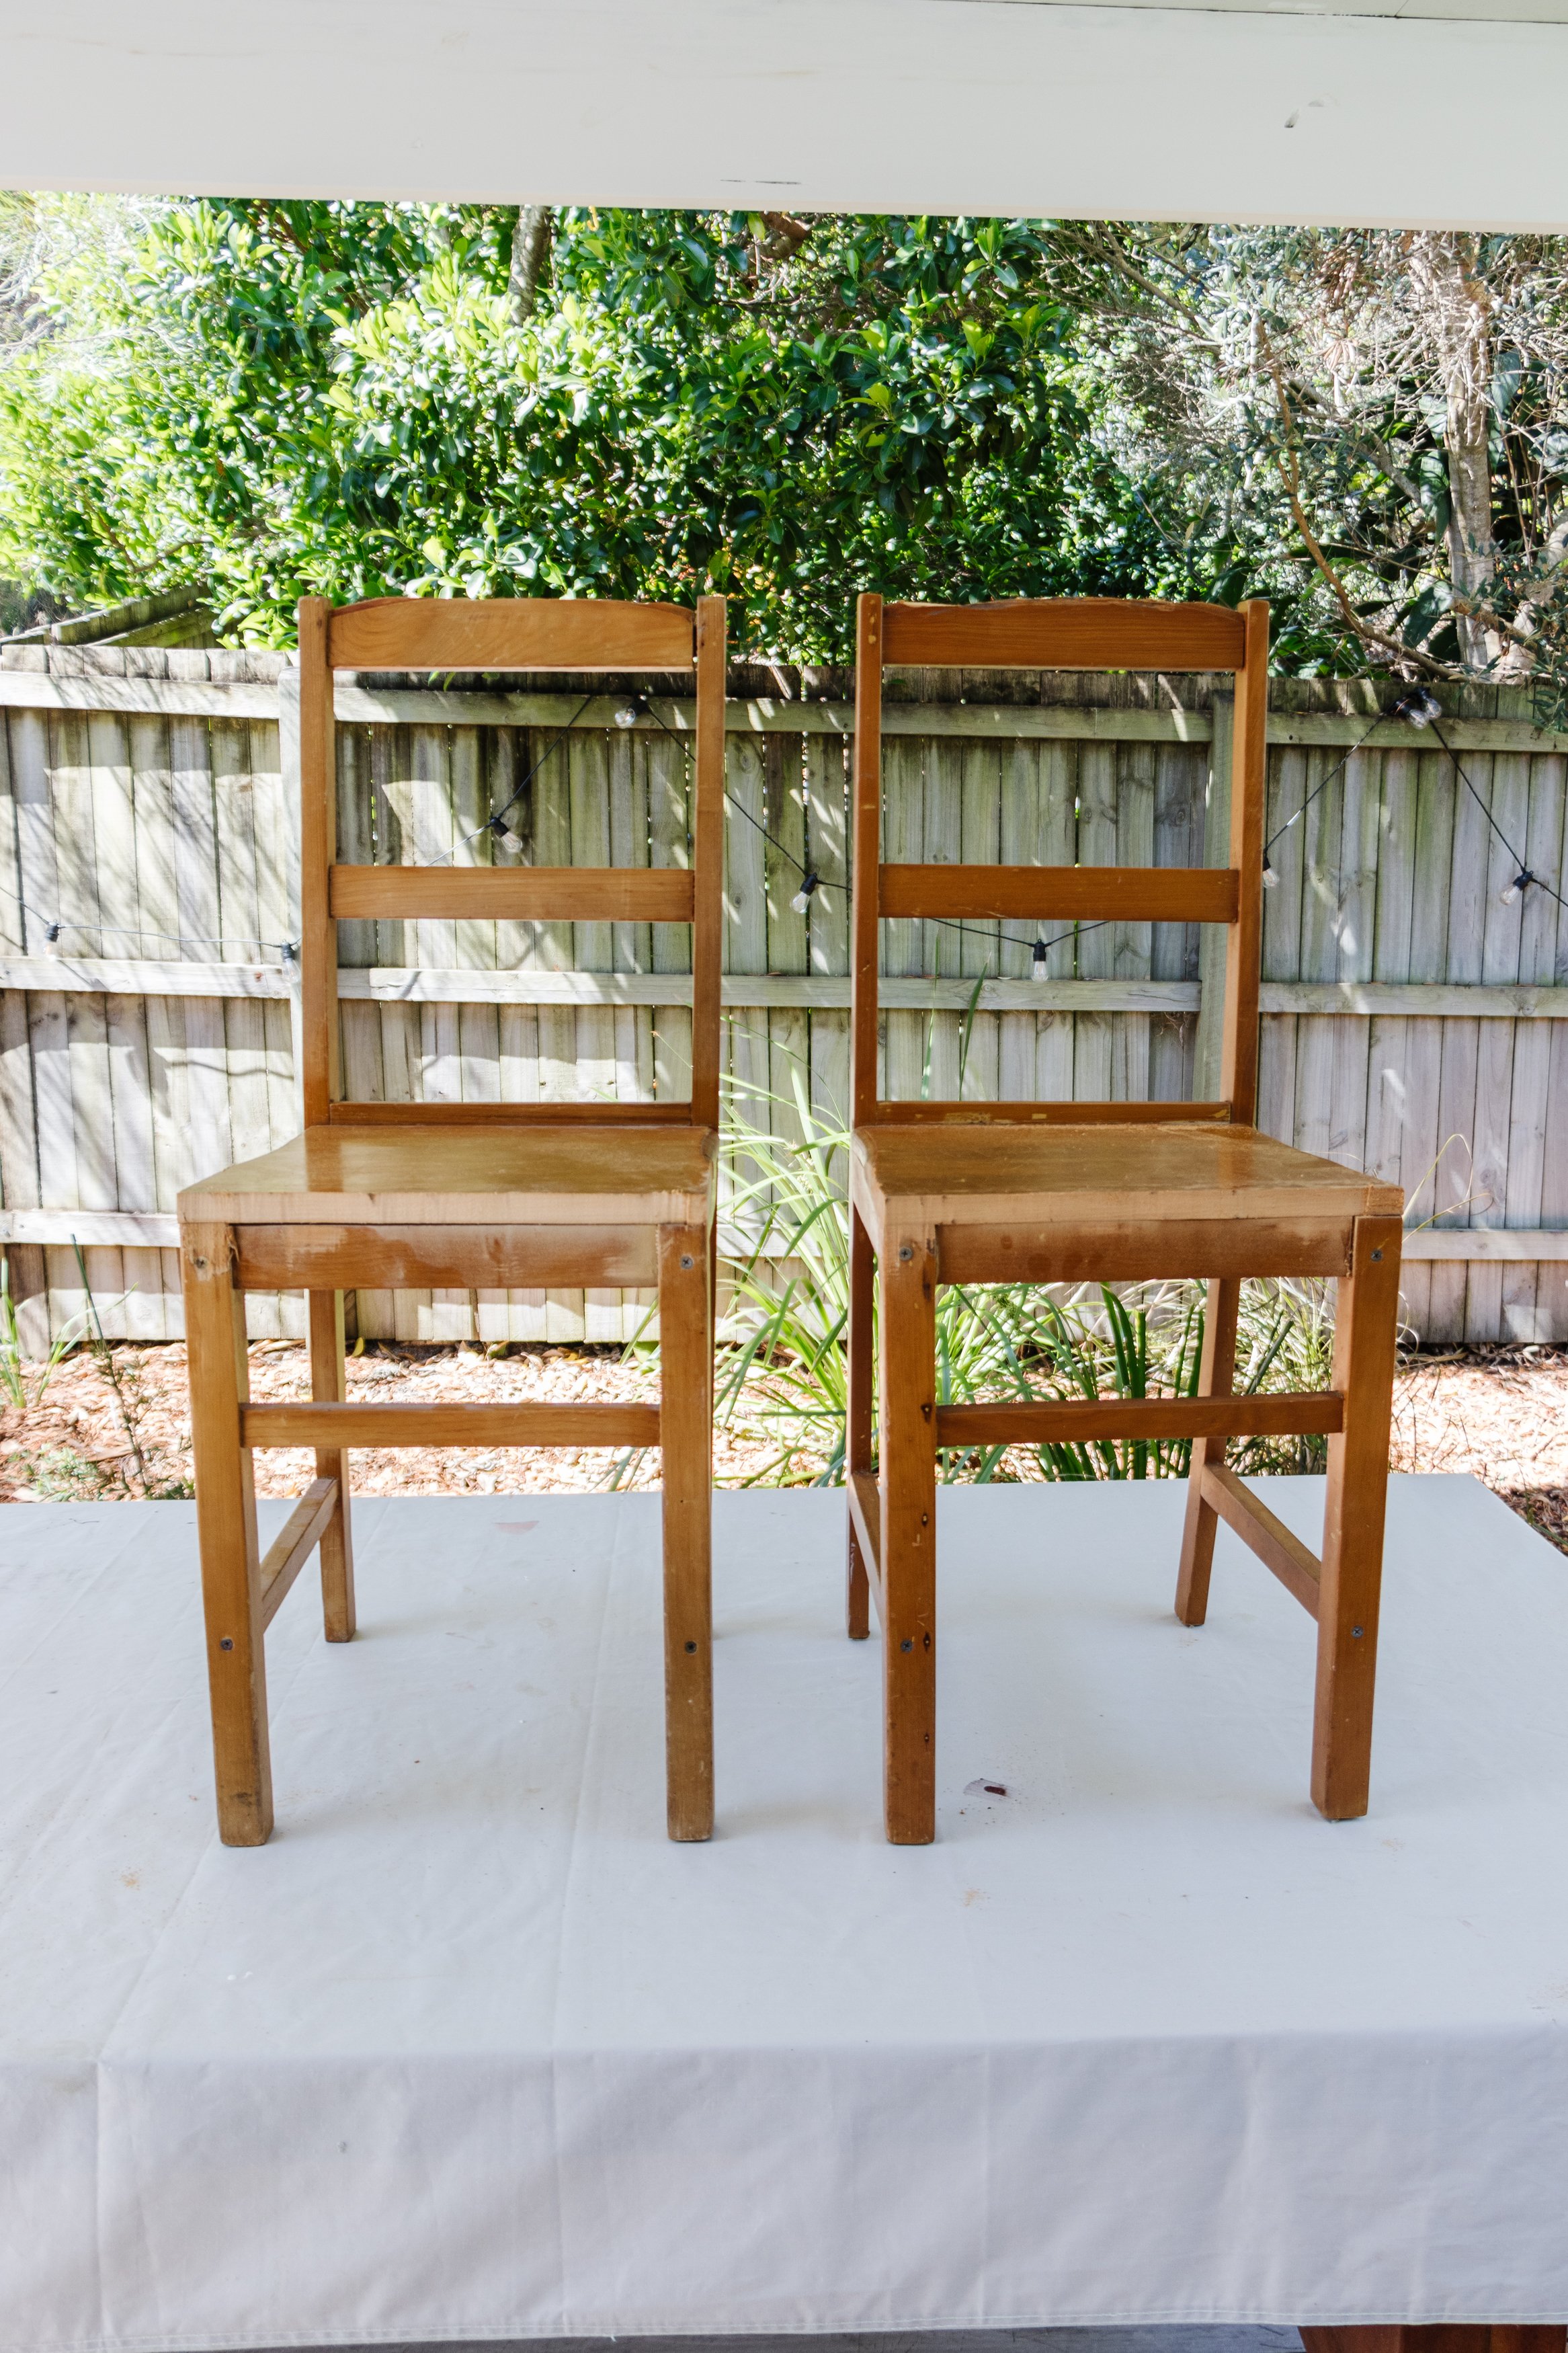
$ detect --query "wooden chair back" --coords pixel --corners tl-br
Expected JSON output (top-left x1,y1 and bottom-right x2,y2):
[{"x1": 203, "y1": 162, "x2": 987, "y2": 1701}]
[
  {"x1": 852, "y1": 593, "x2": 1270, "y2": 1129},
  {"x1": 297, "y1": 593, "x2": 727, "y2": 1129}
]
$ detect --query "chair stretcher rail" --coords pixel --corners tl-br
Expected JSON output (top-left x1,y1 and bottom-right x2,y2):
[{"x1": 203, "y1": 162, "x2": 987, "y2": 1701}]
[
  {"x1": 242, "y1": 1402, "x2": 661, "y2": 1448},
  {"x1": 1201, "y1": 1462, "x2": 1323, "y2": 1616},
  {"x1": 258, "y1": 1476, "x2": 339, "y2": 1630},
  {"x1": 935, "y1": 1393, "x2": 1344, "y2": 1446},
  {"x1": 847, "y1": 1471, "x2": 884, "y2": 1622}
]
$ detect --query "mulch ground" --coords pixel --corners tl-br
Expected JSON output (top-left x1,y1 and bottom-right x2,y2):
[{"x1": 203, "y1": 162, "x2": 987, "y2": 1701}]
[{"x1": 3, "y1": 1339, "x2": 1566, "y2": 1555}]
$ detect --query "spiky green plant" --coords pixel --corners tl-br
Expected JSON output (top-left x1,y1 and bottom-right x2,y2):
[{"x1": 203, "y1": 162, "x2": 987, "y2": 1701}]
[{"x1": 0, "y1": 1257, "x2": 93, "y2": 1412}]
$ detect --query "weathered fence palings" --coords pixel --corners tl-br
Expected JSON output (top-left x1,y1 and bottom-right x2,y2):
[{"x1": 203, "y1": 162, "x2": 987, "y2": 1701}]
[{"x1": 1, "y1": 643, "x2": 1565, "y2": 1352}]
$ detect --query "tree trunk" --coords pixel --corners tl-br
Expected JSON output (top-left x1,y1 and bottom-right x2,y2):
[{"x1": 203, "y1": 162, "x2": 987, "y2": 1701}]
[
  {"x1": 1410, "y1": 233, "x2": 1498, "y2": 669},
  {"x1": 509, "y1": 206, "x2": 554, "y2": 327}
]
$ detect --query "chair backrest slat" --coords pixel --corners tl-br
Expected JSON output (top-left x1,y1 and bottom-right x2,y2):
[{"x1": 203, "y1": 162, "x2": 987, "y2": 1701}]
[
  {"x1": 328, "y1": 596, "x2": 694, "y2": 673},
  {"x1": 298, "y1": 593, "x2": 725, "y2": 1129},
  {"x1": 852, "y1": 591, "x2": 1269, "y2": 1128},
  {"x1": 878, "y1": 865, "x2": 1238, "y2": 926},
  {"x1": 328, "y1": 867, "x2": 695, "y2": 924},
  {"x1": 881, "y1": 597, "x2": 1246, "y2": 673}
]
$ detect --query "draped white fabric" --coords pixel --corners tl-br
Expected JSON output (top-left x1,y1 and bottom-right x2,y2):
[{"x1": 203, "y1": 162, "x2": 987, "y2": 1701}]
[
  {"x1": 2, "y1": 1, "x2": 1568, "y2": 232},
  {"x1": 2, "y1": 1478, "x2": 1566, "y2": 2352}
]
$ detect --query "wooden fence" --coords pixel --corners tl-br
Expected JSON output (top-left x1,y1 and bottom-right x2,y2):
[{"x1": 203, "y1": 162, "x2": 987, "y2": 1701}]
[{"x1": 1, "y1": 639, "x2": 1565, "y2": 1353}]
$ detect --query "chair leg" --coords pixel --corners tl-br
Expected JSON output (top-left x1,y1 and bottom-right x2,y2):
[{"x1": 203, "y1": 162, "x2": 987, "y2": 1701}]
[
  {"x1": 308, "y1": 1289, "x2": 356, "y2": 1642},
  {"x1": 1313, "y1": 1215, "x2": 1403, "y2": 1821},
  {"x1": 659, "y1": 1222, "x2": 714, "y2": 1842},
  {"x1": 1175, "y1": 1275, "x2": 1241, "y2": 1626},
  {"x1": 845, "y1": 1203, "x2": 875, "y2": 1640},
  {"x1": 181, "y1": 1222, "x2": 272, "y2": 1847},
  {"x1": 880, "y1": 1224, "x2": 938, "y2": 1845}
]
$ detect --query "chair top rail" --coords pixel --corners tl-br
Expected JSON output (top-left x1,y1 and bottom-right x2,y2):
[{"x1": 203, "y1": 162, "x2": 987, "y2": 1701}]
[
  {"x1": 327, "y1": 596, "x2": 695, "y2": 674},
  {"x1": 880, "y1": 598, "x2": 1247, "y2": 674}
]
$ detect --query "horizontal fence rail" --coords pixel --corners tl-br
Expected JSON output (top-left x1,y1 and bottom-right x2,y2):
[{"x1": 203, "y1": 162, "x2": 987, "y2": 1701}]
[{"x1": 2, "y1": 639, "x2": 1565, "y2": 1350}]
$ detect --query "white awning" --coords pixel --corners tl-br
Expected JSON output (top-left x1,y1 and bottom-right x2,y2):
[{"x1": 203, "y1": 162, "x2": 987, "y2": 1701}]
[{"x1": 2, "y1": 0, "x2": 1566, "y2": 229}]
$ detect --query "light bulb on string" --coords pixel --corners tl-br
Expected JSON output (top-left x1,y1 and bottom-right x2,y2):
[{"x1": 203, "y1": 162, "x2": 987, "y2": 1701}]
[
  {"x1": 1501, "y1": 869, "x2": 1534, "y2": 906},
  {"x1": 614, "y1": 696, "x2": 647, "y2": 729},
  {"x1": 1030, "y1": 939, "x2": 1050, "y2": 982},
  {"x1": 790, "y1": 871, "x2": 819, "y2": 917},
  {"x1": 1393, "y1": 687, "x2": 1442, "y2": 729},
  {"x1": 489, "y1": 814, "x2": 526, "y2": 856},
  {"x1": 1262, "y1": 861, "x2": 1279, "y2": 889}
]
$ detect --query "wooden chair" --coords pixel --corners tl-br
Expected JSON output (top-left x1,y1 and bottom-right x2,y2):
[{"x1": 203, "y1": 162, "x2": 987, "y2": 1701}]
[
  {"x1": 178, "y1": 593, "x2": 725, "y2": 1845},
  {"x1": 845, "y1": 594, "x2": 1405, "y2": 1844}
]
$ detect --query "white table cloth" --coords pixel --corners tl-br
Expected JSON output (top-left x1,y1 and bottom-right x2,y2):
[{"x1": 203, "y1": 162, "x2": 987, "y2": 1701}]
[{"x1": 1, "y1": 1476, "x2": 1565, "y2": 2351}]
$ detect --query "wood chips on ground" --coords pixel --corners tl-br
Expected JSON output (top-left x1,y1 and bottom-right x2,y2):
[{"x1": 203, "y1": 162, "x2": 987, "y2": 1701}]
[{"x1": 2, "y1": 1341, "x2": 1565, "y2": 1556}]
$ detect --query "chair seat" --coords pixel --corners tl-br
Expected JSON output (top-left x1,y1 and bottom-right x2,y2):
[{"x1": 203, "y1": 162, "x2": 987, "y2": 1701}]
[
  {"x1": 852, "y1": 1120, "x2": 1402, "y2": 1234},
  {"x1": 178, "y1": 1122, "x2": 716, "y2": 1228}
]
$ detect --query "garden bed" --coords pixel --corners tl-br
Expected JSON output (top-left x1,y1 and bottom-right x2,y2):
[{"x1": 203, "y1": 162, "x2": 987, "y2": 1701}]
[{"x1": 3, "y1": 1337, "x2": 1565, "y2": 1556}]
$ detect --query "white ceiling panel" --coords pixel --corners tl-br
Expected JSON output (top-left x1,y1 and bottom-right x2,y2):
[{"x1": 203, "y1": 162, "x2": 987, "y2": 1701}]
[{"x1": 1, "y1": 0, "x2": 1565, "y2": 229}]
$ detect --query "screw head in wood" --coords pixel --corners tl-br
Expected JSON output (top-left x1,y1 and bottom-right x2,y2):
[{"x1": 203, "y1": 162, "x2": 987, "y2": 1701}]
[
  {"x1": 1352, "y1": 1625, "x2": 1364, "y2": 1638},
  {"x1": 219, "y1": 1637, "x2": 234, "y2": 1652},
  {"x1": 900, "y1": 1637, "x2": 913, "y2": 1652},
  {"x1": 898, "y1": 1243, "x2": 915, "y2": 1263},
  {"x1": 684, "y1": 1640, "x2": 697, "y2": 1653},
  {"x1": 679, "y1": 1252, "x2": 695, "y2": 1271},
  {"x1": 1371, "y1": 1248, "x2": 1383, "y2": 1262}
]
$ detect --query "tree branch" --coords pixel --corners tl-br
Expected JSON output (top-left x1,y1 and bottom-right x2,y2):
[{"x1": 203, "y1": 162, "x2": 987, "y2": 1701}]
[
  {"x1": 1271, "y1": 368, "x2": 1459, "y2": 678},
  {"x1": 508, "y1": 206, "x2": 554, "y2": 327}
]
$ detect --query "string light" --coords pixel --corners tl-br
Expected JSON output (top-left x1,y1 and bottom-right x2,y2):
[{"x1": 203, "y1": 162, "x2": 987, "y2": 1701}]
[
  {"x1": 614, "y1": 696, "x2": 645, "y2": 729},
  {"x1": 432, "y1": 692, "x2": 594, "y2": 867},
  {"x1": 1428, "y1": 719, "x2": 1568, "y2": 920},
  {"x1": 1260, "y1": 688, "x2": 1450, "y2": 876},
  {"x1": 489, "y1": 815, "x2": 526, "y2": 854},
  {"x1": 1030, "y1": 939, "x2": 1050, "y2": 981},
  {"x1": 790, "y1": 871, "x2": 819, "y2": 916}
]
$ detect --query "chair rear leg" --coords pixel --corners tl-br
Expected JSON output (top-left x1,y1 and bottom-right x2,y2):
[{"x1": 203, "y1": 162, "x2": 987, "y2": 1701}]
[
  {"x1": 308, "y1": 1289, "x2": 356, "y2": 1642},
  {"x1": 880, "y1": 1225, "x2": 938, "y2": 1844},
  {"x1": 846, "y1": 1203, "x2": 875, "y2": 1640},
  {"x1": 659, "y1": 1223, "x2": 714, "y2": 1841},
  {"x1": 1313, "y1": 1215, "x2": 1402, "y2": 1821},
  {"x1": 1175, "y1": 1275, "x2": 1241, "y2": 1625},
  {"x1": 181, "y1": 1222, "x2": 272, "y2": 1846}
]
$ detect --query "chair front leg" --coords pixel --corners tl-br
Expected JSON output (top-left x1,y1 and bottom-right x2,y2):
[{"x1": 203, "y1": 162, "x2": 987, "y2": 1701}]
[
  {"x1": 659, "y1": 1222, "x2": 714, "y2": 1841},
  {"x1": 308, "y1": 1289, "x2": 356, "y2": 1642},
  {"x1": 845, "y1": 1201, "x2": 875, "y2": 1640},
  {"x1": 1175, "y1": 1275, "x2": 1241, "y2": 1625},
  {"x1": 880, "y1": 1224, "x2": 938, "y2": 1845},
  {"x1": 1313, "y1": 1215, "x2": 1402, "y2": 1821},
  {"x1": 181, "y1": 1222, "x2": 272, "y2": 1846}
]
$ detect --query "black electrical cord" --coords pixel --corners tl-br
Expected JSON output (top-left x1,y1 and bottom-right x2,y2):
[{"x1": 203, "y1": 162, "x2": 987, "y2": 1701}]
[
  {"x1": 435, "y1": 691, "x2": 595, "y2": 865},
  {"x1": 1428, "y1": 719, "x2": 1568, "y2": 916},
  {"x1": 630, "y1": 690, "x2": 1104, "y2": 972}
]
